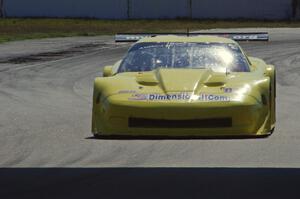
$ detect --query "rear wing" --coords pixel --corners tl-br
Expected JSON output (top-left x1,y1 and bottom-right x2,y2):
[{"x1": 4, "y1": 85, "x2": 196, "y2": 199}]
[{"x1": 115, "y1": 32, "x2": 269, "y2": 42}]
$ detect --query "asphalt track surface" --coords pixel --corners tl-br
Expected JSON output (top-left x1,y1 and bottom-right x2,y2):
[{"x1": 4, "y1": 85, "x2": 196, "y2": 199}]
[{"x1": 1, "y1": 28, "x2": 300, "y2": 167}]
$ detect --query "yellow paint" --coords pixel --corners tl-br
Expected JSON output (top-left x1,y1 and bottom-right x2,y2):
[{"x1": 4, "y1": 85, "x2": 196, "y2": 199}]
[{"x1": 92, "y1": 36, "x2": 276, "y2": 137}]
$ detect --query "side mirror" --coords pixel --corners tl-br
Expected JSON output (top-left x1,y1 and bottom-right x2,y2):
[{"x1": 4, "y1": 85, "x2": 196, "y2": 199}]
[
  {"x1": 103, "y1": 66, "x2": 113, "y2": 77},
  {"x1": 265, "y1": 65, "x2": 275, "y2": 76}
]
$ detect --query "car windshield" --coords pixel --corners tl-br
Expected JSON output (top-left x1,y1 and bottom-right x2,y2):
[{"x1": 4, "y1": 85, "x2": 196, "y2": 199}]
[{"x1": 118, "y1": 42, "x2": 250, "y2": 73}]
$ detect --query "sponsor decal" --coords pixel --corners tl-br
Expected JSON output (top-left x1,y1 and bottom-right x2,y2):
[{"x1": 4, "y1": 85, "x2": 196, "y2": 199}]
[
  {"x1": 221, "y1": 87, "x2": 233, "y2": 93},
  {"x1": 129, "y1": 93, "x2": 190, "y2": 101},
  {"x1": 129, "y1": 93, "x2": 148, "y2": 101},
  {"x1": 148, "y1": 93, "x2": 191, "y2": 101},
  {"x1": 129, "y1": 92, "x2": 230, "y2": 102},
  {"x1": 198, "y1": 93, "x2": 230, "y2": 102}
]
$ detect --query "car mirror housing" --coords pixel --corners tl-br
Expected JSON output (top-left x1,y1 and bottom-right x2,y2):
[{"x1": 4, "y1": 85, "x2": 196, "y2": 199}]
[{"x1": 103, "y1": 65, "x2": 113, "y2": 77}]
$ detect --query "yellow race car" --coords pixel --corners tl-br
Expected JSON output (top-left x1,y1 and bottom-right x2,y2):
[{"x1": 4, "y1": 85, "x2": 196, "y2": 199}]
[{"x1": 92, "y1": 33, "x2": 275, "y2": 138}]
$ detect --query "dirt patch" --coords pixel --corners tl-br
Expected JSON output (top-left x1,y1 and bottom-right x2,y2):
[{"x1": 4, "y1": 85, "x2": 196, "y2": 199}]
[{"x1": 0, "y1": 43, "x2": 106, "y2": 64}]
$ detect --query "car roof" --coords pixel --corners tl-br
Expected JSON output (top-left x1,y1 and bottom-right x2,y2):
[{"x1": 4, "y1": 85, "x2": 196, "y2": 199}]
[{"x1": 137, "y1": 35, "x2": 237, "y2": 44}]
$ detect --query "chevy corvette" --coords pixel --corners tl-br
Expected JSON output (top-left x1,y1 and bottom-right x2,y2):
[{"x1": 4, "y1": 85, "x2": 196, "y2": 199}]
[{"x1": 92, "y1": 33, "x2": 275, "y2": 138}]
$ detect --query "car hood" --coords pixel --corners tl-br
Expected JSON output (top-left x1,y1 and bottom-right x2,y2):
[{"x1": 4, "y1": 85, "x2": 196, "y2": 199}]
[
  {"x1": 135, "y1": 68, "x2": 227, "y2": 92},
  {"x1": 95, "y1": 68, "x2": 268, "y2": 103}
]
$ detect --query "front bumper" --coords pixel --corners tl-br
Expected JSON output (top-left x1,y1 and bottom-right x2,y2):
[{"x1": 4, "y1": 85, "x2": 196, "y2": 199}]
[{"x1": 92, "y1": 96, "x2": 271, "y2": 137}]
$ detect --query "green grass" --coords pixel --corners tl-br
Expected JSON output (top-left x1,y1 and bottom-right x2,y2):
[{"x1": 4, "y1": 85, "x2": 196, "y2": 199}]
[{"x1": 1, "y1": 18, "x2": 300, "y2": 43}]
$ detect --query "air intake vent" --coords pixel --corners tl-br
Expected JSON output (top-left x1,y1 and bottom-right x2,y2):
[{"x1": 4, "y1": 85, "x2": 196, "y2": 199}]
[{"x1": 128, "y1": 118, "x2": 232, "y2": 128}]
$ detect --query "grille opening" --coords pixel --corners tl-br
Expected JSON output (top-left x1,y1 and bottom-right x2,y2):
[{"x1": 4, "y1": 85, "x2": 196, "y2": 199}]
[{"x1": 129, "y1": 118, "x2": 232, "y2": 128}]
